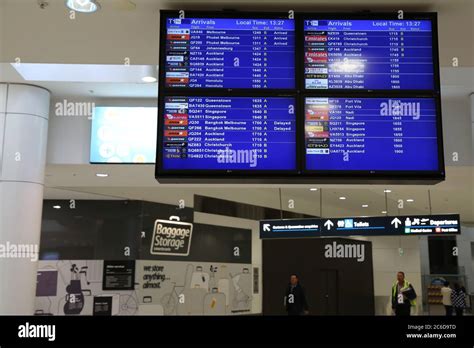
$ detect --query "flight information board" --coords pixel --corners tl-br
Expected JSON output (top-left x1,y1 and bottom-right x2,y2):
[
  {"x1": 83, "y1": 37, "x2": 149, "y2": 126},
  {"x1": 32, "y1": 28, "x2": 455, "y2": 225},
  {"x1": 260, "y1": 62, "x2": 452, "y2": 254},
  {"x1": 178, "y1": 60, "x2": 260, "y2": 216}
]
[
  {"x1": 161, "y1": 96, "x2": 296, "y2": 171},
  {"x1": 164, "y1": 17, "x2": 295, "y2": 89},
  {"x1": 303, "y1": 19, "x2": 435, "y2": 90},
  {"x1": 304, "y1": 97, "x2": 439, "y2": 171}
]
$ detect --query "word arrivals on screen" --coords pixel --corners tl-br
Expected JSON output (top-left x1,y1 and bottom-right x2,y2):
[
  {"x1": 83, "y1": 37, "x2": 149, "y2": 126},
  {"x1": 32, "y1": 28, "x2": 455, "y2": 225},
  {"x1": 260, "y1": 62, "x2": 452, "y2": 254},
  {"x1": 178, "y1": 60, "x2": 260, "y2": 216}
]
[{"x1": 259, "y1": 214, "x2": 460, "y2": 238}]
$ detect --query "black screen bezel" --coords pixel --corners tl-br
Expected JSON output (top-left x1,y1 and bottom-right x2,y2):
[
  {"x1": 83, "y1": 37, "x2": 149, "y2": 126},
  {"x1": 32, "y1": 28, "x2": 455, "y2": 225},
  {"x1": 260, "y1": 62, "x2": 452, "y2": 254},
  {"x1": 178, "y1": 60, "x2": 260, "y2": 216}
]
[{"x1": 156, "y1": 10, "x2": 444, "y2": 183}]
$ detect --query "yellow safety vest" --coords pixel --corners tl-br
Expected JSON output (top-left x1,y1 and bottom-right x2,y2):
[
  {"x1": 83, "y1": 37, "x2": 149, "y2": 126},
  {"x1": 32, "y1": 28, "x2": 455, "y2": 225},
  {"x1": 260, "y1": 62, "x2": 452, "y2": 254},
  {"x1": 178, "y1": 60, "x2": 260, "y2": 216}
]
[{"x1": 392, "y1": 280, "x2": 417, "y2": 307}]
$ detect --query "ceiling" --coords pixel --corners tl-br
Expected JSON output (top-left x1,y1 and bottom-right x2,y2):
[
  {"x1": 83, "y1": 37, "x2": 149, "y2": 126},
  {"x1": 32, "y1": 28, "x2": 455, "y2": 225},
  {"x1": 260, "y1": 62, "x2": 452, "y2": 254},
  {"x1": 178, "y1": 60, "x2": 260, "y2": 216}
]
[{"x1": 43, "y1": 164, "x2": 474, "y2": 223}]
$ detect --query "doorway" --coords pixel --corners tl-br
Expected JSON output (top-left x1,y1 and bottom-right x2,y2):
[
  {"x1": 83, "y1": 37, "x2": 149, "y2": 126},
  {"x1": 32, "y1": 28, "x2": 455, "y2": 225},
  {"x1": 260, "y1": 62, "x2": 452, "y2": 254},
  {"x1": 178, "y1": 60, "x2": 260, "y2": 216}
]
[{"x1": 262, "y1": 238, "x2": 374, "y2": 315}]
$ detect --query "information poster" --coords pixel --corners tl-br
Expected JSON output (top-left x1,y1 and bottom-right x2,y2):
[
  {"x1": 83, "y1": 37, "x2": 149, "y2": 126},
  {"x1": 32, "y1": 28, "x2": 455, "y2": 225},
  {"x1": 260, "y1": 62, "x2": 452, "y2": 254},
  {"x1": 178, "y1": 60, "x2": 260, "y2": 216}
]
[{"x1": 102, "y1": 260, "x2": 136, "y2": 291}]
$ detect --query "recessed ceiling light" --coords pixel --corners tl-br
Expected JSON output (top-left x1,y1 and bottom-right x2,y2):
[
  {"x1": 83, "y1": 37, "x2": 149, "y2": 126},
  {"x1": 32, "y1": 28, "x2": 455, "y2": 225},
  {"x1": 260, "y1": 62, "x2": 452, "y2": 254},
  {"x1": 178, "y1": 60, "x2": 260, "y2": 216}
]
[
  {"x1": 96, "y1": 173, "x2": 108, "y2": 177},
  {"x1": 384, "y1": 189, "x2": 392, "y2": 193},
  {"x1": 65, "y1": 0, "x2": 101, "y2": 13},
  {"x1": 310, "y1": 188, "x2": 318, "y2": 191},
  {"x1": 381, "y1": 210, "x2": 387, "y2": 214},
  {"x1": 142, "y1": 76, "x2": 157, "y2": 83},
  {"x1": 53, "y1": 205, "x2": 61, "y2": 209},
  {"x1": 339, "y1": 196, "x2": 346, "y2": 200},
  {"x1": 406, "y1": 199, "x2": 414, "y2": 202},
  {"x1": 362, "y1": 204, "x2": 368, "y2": 208}
]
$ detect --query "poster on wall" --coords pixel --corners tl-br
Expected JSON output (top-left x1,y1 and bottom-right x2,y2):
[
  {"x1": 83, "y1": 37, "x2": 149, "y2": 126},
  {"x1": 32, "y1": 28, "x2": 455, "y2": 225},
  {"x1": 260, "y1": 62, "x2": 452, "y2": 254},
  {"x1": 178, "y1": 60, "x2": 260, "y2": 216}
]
[
  {"x1": 102, "y1": 260, "x2": 136, "y2": 291},
  {"x1": 34, "y1": 260, "x2": 253, "y2": 316},
  {"x1": 34, "y1": 260, "x2": 139, "y2": 316},
  {"x1": 136, "y1": 260, "x2": 252, "y2": 315}
]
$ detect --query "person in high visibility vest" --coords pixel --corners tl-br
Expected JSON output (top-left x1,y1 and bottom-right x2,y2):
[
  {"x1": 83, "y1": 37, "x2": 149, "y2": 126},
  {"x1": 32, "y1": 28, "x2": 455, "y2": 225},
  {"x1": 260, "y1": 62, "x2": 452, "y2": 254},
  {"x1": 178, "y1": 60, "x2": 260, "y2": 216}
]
[{"x1": 391, "y1": 271, "x2": 417, "y2": 316}]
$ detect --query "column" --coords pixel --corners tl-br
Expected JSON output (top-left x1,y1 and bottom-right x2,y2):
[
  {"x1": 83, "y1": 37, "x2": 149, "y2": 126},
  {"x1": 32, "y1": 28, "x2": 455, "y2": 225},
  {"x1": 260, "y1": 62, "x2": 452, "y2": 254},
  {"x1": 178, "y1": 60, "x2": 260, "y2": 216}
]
[{"x1": 0, "y1": 83, "x2": 50, "y2": 314}]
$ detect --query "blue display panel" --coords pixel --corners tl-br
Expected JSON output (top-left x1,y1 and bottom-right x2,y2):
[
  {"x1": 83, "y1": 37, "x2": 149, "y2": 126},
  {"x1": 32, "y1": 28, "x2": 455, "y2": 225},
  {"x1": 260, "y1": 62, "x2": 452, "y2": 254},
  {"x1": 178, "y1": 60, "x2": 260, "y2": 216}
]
[
  {"x1": 304, "y1": 97, "x2": 439, "y2": 171},
  {"x1": 162, "y1": 96, "x2": 296, "y2": 170},
  {"x1": 90, "y1": 107, "x2": 157, "y2": 163},
  {"x1": 304, "y1": 19, "x2": 435, "y2": 90},
  {"x1": 165, "y1": 18, "x2": 295, "y2": 89}
]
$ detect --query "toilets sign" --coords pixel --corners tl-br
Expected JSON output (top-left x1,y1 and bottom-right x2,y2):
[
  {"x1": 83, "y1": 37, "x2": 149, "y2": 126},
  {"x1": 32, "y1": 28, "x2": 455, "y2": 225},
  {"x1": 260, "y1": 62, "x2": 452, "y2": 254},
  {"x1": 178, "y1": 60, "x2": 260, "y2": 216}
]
[{"x1": 260, "y1": 214, "x2": 460, "y2": 238}]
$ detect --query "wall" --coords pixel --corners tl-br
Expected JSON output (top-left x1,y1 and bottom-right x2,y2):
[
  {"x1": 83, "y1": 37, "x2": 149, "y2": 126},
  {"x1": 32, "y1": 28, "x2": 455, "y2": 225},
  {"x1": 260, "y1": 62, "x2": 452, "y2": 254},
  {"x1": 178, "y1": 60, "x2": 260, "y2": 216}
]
[
  {"x1": 37, "y1": 199, "x2": 260, "y2": 315},
  {"x1": 194, "y1": 212, "x2": 262, "y2": 314},
  {"x1": 456, "y1": 225, "x2": 474, "y2": 292},
  {"x1": 355, "y1": 236, "x2": 423, "y2": 315}
]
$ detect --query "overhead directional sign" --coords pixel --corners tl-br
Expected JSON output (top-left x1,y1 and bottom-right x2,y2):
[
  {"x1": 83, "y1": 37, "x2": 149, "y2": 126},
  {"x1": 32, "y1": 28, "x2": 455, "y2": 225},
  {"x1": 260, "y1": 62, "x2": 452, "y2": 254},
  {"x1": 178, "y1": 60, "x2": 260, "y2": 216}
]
[
  {"x1": 320, "y1": 216, "x2": 388, "y2": 237},
  {"x1": 394, "y1": 214, "x2": 461, "y2": 235},
  {"x1": 259, "y1": 219, "x2": 320, "y2": 239},
  {"x1": 260, "y1": 214, "x2": 460, "y2": 239}
]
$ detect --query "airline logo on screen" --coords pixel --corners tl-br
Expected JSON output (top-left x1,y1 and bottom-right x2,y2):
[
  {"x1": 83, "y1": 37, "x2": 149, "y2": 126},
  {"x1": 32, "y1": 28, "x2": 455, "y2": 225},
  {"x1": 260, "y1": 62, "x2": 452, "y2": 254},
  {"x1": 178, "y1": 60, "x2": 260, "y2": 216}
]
[{"x1": 150, "y1": 219, "x2": 193, "y2": 256}]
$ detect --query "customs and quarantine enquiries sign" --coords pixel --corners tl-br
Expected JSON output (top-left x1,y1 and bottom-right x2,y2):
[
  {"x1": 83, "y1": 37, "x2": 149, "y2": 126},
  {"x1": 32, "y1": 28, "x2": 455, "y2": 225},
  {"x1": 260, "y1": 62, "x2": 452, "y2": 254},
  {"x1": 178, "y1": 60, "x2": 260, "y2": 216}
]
[{"x1": 150, "y1": 218, "x2": 193, "y2": 256}]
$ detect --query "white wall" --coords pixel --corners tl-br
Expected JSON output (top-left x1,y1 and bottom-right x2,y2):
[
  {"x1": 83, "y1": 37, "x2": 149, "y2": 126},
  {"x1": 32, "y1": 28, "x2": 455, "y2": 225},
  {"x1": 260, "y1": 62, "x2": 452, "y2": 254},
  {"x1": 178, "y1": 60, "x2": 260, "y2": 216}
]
[
  {"x1": 354, "y1": 235, "x2": 423, "y2": 315},
  {"x1": 194, "y1": 212, "x2": 262, "y2": 314},
  {"x1": 457, "y1": 225, "x2": 474, "y2": 292}
]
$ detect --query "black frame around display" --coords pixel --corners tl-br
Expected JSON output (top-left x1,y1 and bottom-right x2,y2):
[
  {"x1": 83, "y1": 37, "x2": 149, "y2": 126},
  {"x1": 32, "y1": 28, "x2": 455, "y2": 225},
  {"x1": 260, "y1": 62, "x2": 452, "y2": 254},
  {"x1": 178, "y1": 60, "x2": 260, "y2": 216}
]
[{"x1": 156, "y1": 10, "x2": 444, "y2": 184}]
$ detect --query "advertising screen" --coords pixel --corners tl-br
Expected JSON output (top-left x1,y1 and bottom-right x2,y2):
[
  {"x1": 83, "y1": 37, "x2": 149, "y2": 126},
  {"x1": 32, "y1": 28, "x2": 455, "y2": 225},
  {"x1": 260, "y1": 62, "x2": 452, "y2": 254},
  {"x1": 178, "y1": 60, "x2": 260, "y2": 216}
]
[
  {"x1": 90, "y1": 107, "x2": 157, "y2": 164},
  {"x1": 161, "y1": 96, "x2": 297, "y2": 171}
]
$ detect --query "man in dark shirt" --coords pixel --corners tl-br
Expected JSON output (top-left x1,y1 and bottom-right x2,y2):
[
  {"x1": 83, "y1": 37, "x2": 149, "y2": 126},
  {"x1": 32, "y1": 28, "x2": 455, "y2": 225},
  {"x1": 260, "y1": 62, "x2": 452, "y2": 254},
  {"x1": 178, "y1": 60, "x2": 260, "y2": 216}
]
[{"x1": 285, "y1": 274, "x2": 309, "y2": 315}]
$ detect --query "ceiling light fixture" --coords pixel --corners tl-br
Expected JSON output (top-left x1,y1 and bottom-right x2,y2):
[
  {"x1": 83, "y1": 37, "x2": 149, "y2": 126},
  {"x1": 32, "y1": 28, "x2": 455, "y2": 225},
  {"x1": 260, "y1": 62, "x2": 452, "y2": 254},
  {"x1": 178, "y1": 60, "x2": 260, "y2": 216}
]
[
  {"x1": 362, "y1": 204, "x2": 368, "y2": 208},
  {"x1": 65, "y1": 0, "x2": 101, "y2": 14},
  {"x1": 384, "y1": 189, "x2": 392, "y2": 193},
  {"x1": 53, "y1": 205, "x2": 61, "y2": 209},
  {"x1": 339, "y1": 196, "x2": 346, "y2": 200},
  {"x1": 310, "y1": 188, "x2": 318, "y2": 191},
  {"x1": 96, "y1": 173, "x2": 108, "y2": 177},
  {"x1": 141, "y1": 76, "x2": 157, "y2": 83},
  {"x1": 406, "y1": 199, "x2": 414, "y2": 202},
  {"x1": 381, "y1": 210, "x2": 387, "y2": 214}
]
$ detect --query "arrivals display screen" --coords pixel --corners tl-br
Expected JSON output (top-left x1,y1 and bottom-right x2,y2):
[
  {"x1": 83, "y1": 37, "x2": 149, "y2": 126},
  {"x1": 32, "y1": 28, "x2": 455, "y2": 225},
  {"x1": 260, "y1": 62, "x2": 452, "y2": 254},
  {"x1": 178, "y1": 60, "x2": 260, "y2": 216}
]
[
  {"x1": 303, "y1": 18, "x2": 437, "y2": 91},
  {"x1": 160, "y1": 96, "x2": 297, "y2": 171},
  {"x1": 157, "y1": 11, "x2": 443, "y2": 182},
  {"x1": 304, "y1": 97, "x2": 440, "y2": 172},
  {"x1": 163, "y1": 16, "x2": 295, "y2": 89}
]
